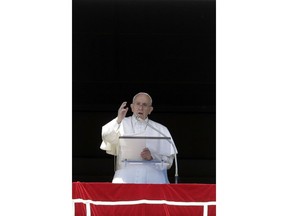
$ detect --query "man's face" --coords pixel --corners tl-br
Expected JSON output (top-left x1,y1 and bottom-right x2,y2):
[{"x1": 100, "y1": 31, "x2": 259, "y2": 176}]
[{"x1": 130, "y1": 94, "x2": 153, "y2": 120}]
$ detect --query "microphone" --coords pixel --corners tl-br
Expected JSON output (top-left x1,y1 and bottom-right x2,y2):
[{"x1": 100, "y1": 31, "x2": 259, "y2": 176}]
[{"x1": 136, "y1": 115, "x2": 179, "y2": 184}]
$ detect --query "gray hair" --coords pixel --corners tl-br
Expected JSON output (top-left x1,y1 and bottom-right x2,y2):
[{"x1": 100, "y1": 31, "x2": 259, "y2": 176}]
[{"x1": 132, "y1": 92, "x2": 153, "y2": 105}]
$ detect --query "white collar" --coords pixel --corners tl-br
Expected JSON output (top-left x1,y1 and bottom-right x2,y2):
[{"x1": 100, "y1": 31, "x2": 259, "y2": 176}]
[{"x1": 132, "y1": 114, "x2": 149, "y2": 124}]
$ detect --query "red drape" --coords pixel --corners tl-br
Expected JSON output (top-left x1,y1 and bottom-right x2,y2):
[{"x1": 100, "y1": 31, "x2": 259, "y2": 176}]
[{"x1": 72, "y1": 182, "x2": 216, "y2": 216}]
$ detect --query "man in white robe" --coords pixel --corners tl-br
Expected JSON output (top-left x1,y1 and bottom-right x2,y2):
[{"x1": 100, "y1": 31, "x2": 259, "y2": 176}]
[{"x1": 100, "y1": 92, "x2": 178, "y2": 184}]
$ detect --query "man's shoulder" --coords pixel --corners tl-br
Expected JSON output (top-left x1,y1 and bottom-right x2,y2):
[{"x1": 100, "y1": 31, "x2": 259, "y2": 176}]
[
  {"x1": 124, "y1": 116, "x2": 132, "y2": 120},
  {"x1": 149, "y1": 119, "x2": 167, "y2": 129},
  {"x1": 122, "y1": 116, "x2": 132, "y2": 123}
]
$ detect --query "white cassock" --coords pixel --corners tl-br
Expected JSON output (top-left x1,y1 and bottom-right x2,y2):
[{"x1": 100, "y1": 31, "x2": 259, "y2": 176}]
[{"x1": 100, "y1": 115, "x2": 178, "y2": 184}]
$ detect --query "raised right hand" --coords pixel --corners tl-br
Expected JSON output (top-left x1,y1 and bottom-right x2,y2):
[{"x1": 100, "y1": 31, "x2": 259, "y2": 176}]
[{"x1": 117, "y1": 101, "x2": 129, "y2": 124}]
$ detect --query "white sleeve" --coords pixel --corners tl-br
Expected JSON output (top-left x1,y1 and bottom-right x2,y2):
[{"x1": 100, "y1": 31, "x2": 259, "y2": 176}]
[
  {"x1": 150, "y1": 151, "x2": 174, "y2": 170},
  {"x1": 100, "y1": 118, "x2": 121, "y2": 155}
]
